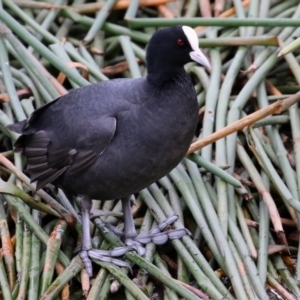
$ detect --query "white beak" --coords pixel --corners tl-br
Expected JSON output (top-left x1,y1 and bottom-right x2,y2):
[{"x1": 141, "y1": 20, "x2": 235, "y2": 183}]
[
  {"x1": 182, "y1": 26, "x2": 211, "y2": 69},
  {"x1": 190, "y1": 49, "x2": 211, "y2": 69}
]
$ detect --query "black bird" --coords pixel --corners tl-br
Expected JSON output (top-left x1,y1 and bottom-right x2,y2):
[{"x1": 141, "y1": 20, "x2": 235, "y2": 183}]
[{"x1": 7, "y1": 25, "x2": 210, "y2": 276}]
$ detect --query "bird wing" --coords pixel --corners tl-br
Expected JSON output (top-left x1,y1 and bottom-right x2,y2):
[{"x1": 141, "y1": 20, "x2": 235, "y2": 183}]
[
  {"x1": 7, "y1": 78, "x2": 147, "y2": 190},
  {"x1": 9, "y1": 95, "x2": 118, "y2": 190}
]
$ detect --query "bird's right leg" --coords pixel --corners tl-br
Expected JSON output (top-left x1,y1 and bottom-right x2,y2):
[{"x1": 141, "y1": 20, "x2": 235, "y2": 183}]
[{"x1": 105, "y1": 196, "x2": 190, "y2": 251}]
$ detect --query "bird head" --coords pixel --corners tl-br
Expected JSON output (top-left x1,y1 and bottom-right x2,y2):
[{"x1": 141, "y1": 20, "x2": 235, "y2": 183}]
[{"x1": 146, "y1": 25, "x2": 211, "y2": 71}]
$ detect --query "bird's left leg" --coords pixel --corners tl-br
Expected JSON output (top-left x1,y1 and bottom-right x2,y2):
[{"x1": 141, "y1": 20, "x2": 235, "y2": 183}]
[{"x1": 77, "y1": 195, "x2": 132, "y2": 277}]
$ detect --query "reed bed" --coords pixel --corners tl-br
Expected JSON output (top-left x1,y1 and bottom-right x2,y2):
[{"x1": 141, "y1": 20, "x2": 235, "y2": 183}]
[{"x1": 0, "y1": 0, "x2": 300, "y2": 299}]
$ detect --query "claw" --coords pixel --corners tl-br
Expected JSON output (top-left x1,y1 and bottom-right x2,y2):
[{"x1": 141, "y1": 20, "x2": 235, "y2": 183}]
[
  {"x1": 168, "y1": 228, "x2": 191, "y2": 239},
  {"x1": 78, "y1": 247, "x2": 133, "y2": 277},
  {"x1": 125, "y1": 239, "x2": 146, "y2": 256},
  {"x1": 157, "y1": 215, "x2": 178, "y2": 231},
  {"x1": 78, "y1": 213, "x2": 189, "y2": 277},
  {"x1": 88, "y1": 250, "x2": 132, "y2": 273}
]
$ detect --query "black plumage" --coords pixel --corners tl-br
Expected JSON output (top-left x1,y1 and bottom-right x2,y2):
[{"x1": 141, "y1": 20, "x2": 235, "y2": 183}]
[{"x1": 7, "y1": 25, "x2": 210, "y2": 276}]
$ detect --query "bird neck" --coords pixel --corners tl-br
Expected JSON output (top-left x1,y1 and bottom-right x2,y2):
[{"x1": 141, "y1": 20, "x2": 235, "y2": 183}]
[{"x1": 146, "y1": 65, "x2": 186, "y2": 87}]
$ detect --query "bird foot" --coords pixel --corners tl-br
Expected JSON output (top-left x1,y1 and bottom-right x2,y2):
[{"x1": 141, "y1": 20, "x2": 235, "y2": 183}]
[
  {"x1": 76, "y1": 215, "x2": 189, "y2": 277},
  {"x1": 75, "y1": 246, "x2": 133, "y2": 277},
  {"x1": 105, "y1": 214, "x2": 190, "y2": 252}
]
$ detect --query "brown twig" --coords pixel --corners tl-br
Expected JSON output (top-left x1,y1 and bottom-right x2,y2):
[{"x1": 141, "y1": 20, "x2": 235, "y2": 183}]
[
  {"x1": 0, "y1": 88, "x2": 31, "y2": 103},
  {"x1": 0, "y1": 220, "x2": 15, "y2": 291},
  {"x1": 102, "y1": 59, "x2": 141, "y2": 76},
  {"x1": 157, "y1": 4, "x2": 174, "y2": 18},
  {"x1": 214, "y1": 0, "x2": 224, "y2": 17},
  {"x1": 57, "y1": 62, "x2": 89, "y2": 84},
  {"x1": 199, "y1": 0, "x2": 212, "y2": 18},
  {"x1": 187, "y1": 91, "x2": 300, "y2": 155},
  {"x1": 195, "y1": 0, "x2": 250, "y2": 33},
  {"x1": 233, "y1": 173, "x2": 255, "y2": 188},
  {"x1": 174, "y1": 279, "x2": 211, "y2": 300},
  {"x1": 74, "y1": 0, "x2": 176, "y2": 14}
]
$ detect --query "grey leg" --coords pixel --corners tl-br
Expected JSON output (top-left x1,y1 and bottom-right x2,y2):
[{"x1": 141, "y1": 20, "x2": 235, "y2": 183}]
[
  {"x1": 122, "y1": 196, "x2": 137, "y2": 237},
  {"x1": 81, "y1": 196, "x2": 93, "y2": 250},
  {"x1": 79, "y1": 195, "x2": 93, "y2": 276},
  {"x1": 121, "y1": 197, "x2": 145, "y2": 255},
  {"x1": 78, "y1": 195, "x2": 132, "y2": 277},
  {"x1": 78, "y1": 196, "x2": 190, "y2": 277}
]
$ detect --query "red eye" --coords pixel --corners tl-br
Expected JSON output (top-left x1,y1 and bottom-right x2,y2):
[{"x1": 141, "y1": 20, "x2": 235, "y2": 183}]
[{"x1": 177, "y1": 39, "x2": 184, "y2": 46}]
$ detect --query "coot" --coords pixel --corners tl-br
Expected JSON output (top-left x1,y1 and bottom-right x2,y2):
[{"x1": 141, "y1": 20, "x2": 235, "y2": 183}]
[{"x1": 8, "y1": 25, "x2": 210, "y2": 276}]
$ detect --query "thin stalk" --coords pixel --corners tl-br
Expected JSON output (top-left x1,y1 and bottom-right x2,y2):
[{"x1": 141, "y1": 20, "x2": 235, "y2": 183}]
[
  {"x1": 226, "y1": 52, "x2": 278, "y2": 176},
  {"x1": 40, "y1": 220, "x2": 68, "y2": 295},
  {"x1": 267, "y1": 275, "x2": 296, "y2": 300},
  {"x1": 124, "y1": 0, "x2": 139, "y2": 20},
  {"x1": 0, "y1": 254, "x2": 12, "y2": 300},
  {"x1": 201, "y1": 49, "x2": 221, "y2": 165},
  {"x1": 32, "y1": 0, "x2": 65, "y2": 45},
  {"x1": 143, "y1": 185, "x2": 233, "y2": 299},
  {"x1": 248, "y1": 128, "x2": 300, "y2": 213},
  {"x1": 245, "y1": 0, "x2": 260, "y2": 37},
  {"x1": 2, "y1": 0, "x2": 58, "y2": 43},
  {"x1": 0, "y1": 12, "x2": 89, "y2": 86},
  {"x1": 39, "y1": 256, "x2": 83, "y2": 300},
  {"x1": 28, "y1": 209, "x2": 41, "y2": 300},
  {"x1": 16, "y1": 227, "x2": 31, "y2": 300},
  {"x1": 128, "y1": 17, "x2": 300, "y2": 28},
  {"x1": 216, "y1": 47, "x2": 247, "y2": 223},
  {"x1": 170, "y1": 166, "x2": 248, "y2": 300},
  {"x1": 232, "y1": 0, "x2": 246, "y2": 36},
  {"x1": 2, "y1": 193, "x2": 70, "y2": 267},
  {"x1": 5, "y1": 31, "x2": 61, "y2": 99},
  {"x1": 188, "y1": 154, "x2": 241, "y2": 187},
  {"x1": 188, "y1": 90, "x2": 300, "y2": 155},
  {"x1": 289, "y1": 103, "x2": 300, "y2": 280},
  {"x1": 154, "y1": 254, "x2": 179, "y2": 300},
  {"x1": 60, "y1": 10, "x2": 151, "y2": 44},
  {"x1": 49, "y1": 43, "x2": 81, "y2": 89},
  {"x1": 83, "y1": 0, "x2": 117, "y2": 44},
  {"x1": 236, "y1": 201, "x2": 257, "y2": 258},
  {"x1": 119, "y1": 35, "x2": 141, "y2": 78},
  {"x1": 0, "y1": 37, "x2": 26, "y2": 121},
  {"x1": 274, "y1": 255, "x2": 300, "y2": 297},
  {"x1": 96, "y1": 274, "x2": 111, "y2": 300},
  {"x1": 0, "y1": 197, "x2": 15, "y2": 290},
  {"x1": 236, "y1": 142, "x2": 287, "y2": 231},
  {"x1": 15, "y1": 214, "x2": 23, "y2": 278},
  {"x1": 205, "y1": 179, "x2": 268, "y2": 299},
  {"x1": 228, "y1": 218, "x2": 268, "y2": 299},
  {"x1": 136, "y1": 210, "x2": 156, "y2": 285},
  {"x1": 64, "y1": 42, "x2": 108, "y2": 81},
  {"x1": 228, "y1": 240, "x2": 257, "y2": 299},
  {"x1": 257, "y1": 189, "x2": 269, "y2": 286},
  {"x1": 253, "y1": 115, "x2": 289, "y2": 127},
  {"x1": 86, "y1": 268, "x2": 108, "y2": 300}
]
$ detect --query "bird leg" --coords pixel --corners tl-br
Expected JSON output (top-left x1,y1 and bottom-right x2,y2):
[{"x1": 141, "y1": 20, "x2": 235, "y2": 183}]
[
  {"x1": 105, "y1": 196, "x2": 190, "y2": 255},
  {"x1": 78, "y1": 196, "x2": 189, "y2": 277},
  {"x1": 78, "y1": 195, "x2": 132, "y2": 277}
]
